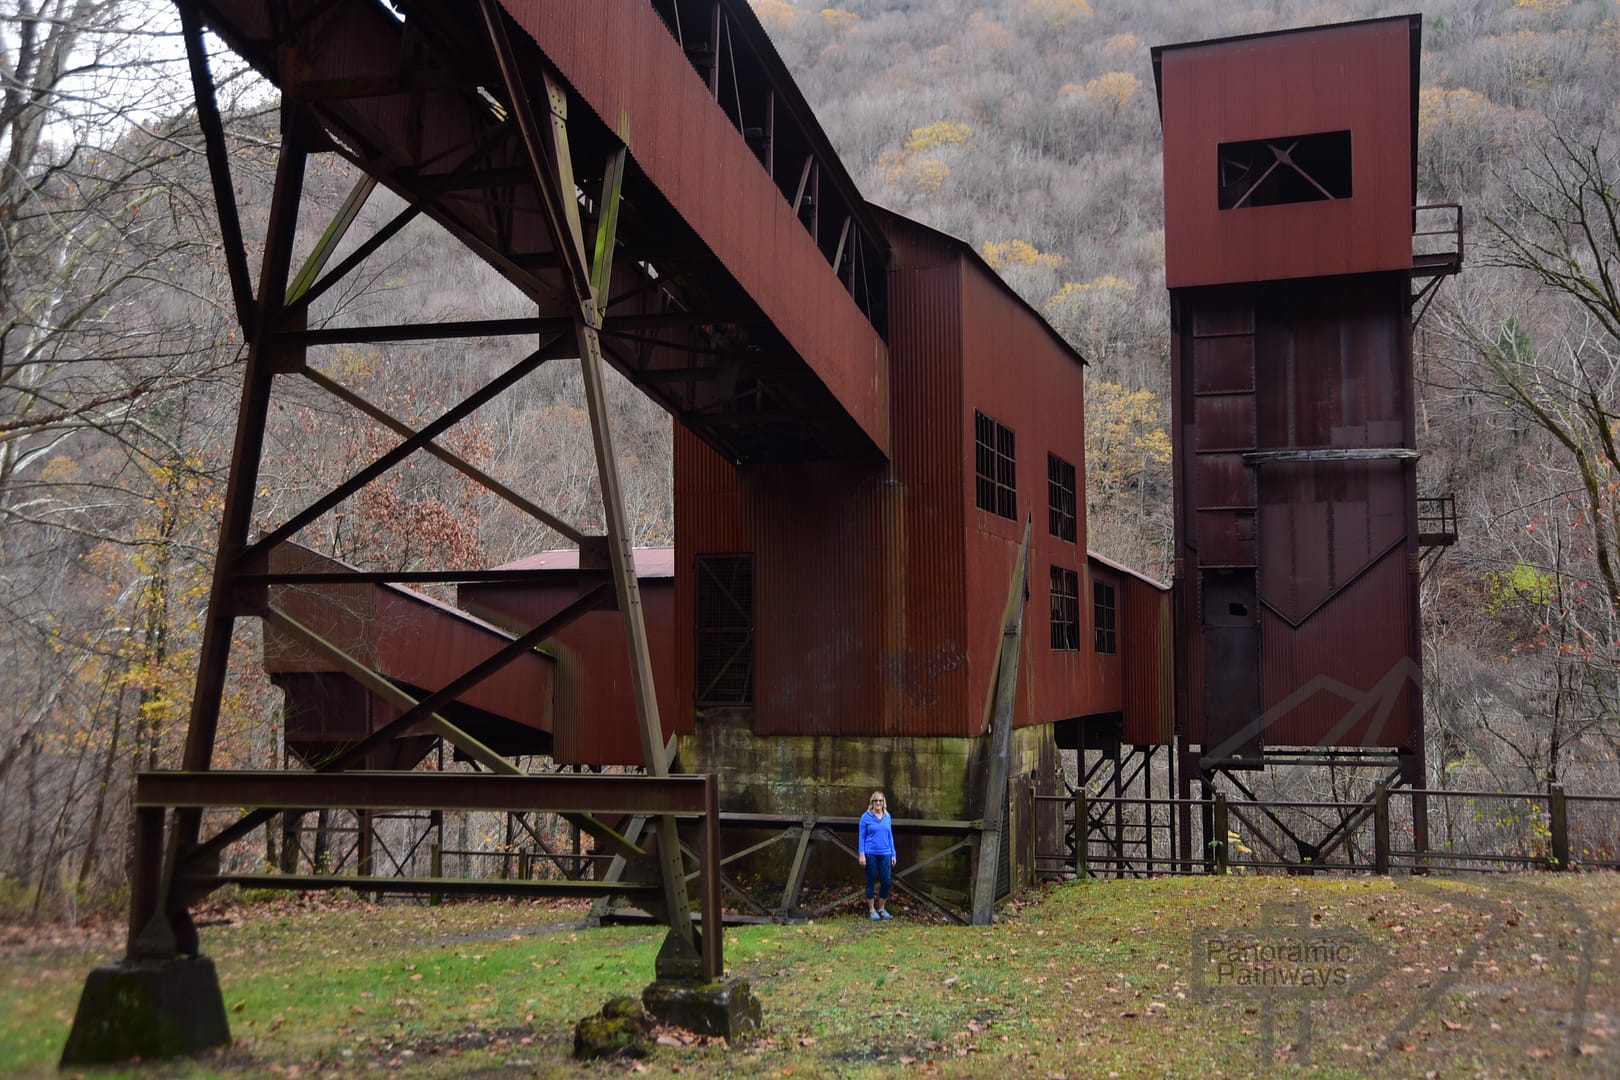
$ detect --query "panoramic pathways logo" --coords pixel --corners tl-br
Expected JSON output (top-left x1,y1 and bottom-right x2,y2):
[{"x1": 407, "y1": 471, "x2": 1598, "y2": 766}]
[
  {"x1": 1192, "y1": 887, "x2": 1603, "y2": 1068},
  {"x1": 1193, "y1": 901, "x2": 1389, "y2": 1063}
]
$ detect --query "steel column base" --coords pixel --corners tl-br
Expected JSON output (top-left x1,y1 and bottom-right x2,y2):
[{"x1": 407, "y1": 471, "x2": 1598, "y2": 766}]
[
  {"x1": 60, "y1": 956, "x2": 230, "y2": 1065},
  {"x1": 642, "y1": 976, "x2": 762, "y2": 1040}
]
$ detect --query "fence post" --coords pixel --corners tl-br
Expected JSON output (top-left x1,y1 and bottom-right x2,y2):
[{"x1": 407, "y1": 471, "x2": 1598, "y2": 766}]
[
  {"x1": 1074, "y1": 788, "x2": 1088, "y2": 880},
  {"x1": 1212, "y1": 794, "x2": 1229, "y2": 875},
  {"x1": 429, "y1": 842, "x2": 443, "y2": 907},
  {"x1": 1373, "y1": 782, "x2": 1390, "y2": 876},
  {"x1": 700, "y1": 773, "x2": 724, "y2": 980},
  {"x1": 1550, "y1": 785, "x2": 1570, "y2": 871}
]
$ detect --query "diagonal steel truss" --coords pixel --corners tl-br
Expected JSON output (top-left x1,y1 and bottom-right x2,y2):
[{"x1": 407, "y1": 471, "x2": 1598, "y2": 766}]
[{"x1": 125, "y1": 0, "x2": 772, "y2": 983}]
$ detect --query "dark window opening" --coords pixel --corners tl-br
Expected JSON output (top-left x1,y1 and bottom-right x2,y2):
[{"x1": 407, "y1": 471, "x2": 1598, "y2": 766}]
[
  {"x1": 1048, "y1": 453, "x2": 1077, "y2": 543},
  {"x1": 1094, "y1": 580, "x2": 1118, "y2": 654},
  {"x1": 1051, "y1": 566, "x2": 1081, "y2": 651},
  {"x1": 696, "y1": 554, "x2": 753, "y2": 706},
  {"x1": 1218, "y1": 130, "x2": 1352, "y2": 210},
  {"x1": 975, "y1": 410, "x2": 1017, "y2": 519}
]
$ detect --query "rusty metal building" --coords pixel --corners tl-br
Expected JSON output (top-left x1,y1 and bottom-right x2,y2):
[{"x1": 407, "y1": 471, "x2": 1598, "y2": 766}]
[
  {"x1": 121, "y1": 0, "x2": 1182, "y2": 946},
  {"x1": 459, "y1": 548, "x2": 679, "y2": 767},
  {"x1": 1154, "y1": 15, "x2": 1460, "y2": 860}
]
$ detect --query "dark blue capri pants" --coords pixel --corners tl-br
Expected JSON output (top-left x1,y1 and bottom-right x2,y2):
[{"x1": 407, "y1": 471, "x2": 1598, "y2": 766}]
[{"x1": 864, "y1": 855, "x2": 892, "y2": 899}]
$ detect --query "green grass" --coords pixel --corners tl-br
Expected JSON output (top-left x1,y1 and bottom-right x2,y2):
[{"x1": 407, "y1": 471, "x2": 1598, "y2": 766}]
[{"x1": 7, "y1": 875, "x2": 1618, "y2": 1078}]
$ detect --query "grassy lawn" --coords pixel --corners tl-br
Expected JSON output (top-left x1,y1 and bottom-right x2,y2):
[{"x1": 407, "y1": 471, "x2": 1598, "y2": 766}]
[{"x1": 5, "y1": 874, "x2": 1617, "y2": 1078}]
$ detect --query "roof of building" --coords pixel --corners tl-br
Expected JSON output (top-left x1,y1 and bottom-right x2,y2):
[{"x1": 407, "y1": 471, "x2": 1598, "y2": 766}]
[
  {"x1": 868, "y1": 204, "x2": 1088, "y2": 371},
  {"x1": 494, "y1": 547, "x2": 676, "y2": 579},
  {"x1": 1088, "y1": 549, "x2": 1169, "y2": 592}
]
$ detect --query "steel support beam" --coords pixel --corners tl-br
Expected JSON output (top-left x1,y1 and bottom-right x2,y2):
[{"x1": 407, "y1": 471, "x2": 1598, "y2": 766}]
[
  {"x1": 971, "y1": 518, "x2": 1032, "y2": 925},
  {"x1": 178, "y1": 1, "x2": 254, "y2": 333},
  {"x1": 478, "y1": 0, "x2": 700, "y2": 976},
  {"x1": 144, "y1": 100, "x2": 314, "y2": 961}
]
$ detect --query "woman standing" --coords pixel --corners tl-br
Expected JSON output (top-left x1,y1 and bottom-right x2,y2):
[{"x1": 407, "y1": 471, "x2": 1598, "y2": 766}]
[{"x1": 858, "y1": 790, "x2": 897, "y2": 920}]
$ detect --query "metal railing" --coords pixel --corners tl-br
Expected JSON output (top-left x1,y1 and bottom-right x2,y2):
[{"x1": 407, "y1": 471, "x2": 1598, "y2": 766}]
[
  {"x1": 133, "y1": 770, "x2": 727, "y2": 977},
  {"x1": 1417, "y1": 493, "x2": 1458, "y2": 547},
  {"x1": 1038, "y1": 785, "x2": 1620, "y2": 878},
  {"x1": 1413, "y1": 202, "x2": 1464, "y2": 270}
]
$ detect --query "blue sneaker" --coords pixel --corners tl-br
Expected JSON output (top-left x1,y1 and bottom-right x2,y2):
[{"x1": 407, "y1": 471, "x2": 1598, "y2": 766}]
[
  {"x1": 879, "y1": 910, "x2": 893, "y2": 920},
  {"x1": 869, "y1": 910, "x2": 881, "y2": 920}
]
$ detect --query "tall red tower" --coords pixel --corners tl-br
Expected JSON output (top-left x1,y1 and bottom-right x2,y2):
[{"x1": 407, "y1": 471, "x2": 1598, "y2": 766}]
[{"x1": 1154, "y1": 15, "x2": 1460, "y2": 863}]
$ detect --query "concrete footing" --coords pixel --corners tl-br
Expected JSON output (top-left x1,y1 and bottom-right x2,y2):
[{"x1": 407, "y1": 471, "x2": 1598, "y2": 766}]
[
  {"x1": 60, "y1": 955, "x2": 231, "y2": 1066},
  {"x1": 642, "y1": 976, "x2": 762, "y2": 1040}
]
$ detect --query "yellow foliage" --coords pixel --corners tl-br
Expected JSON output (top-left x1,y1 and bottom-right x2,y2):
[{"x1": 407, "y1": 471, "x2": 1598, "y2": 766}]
[
  {"x1": 1086, "y1": 380, "x2": 1172, "y2": 491},
  {"x1": 820, "y1": 7, "x2": 859, "y2": 30},
  {"x1": 1104, "y1": 32, "x2": 1141, "y2": 55},
  {"x1": 905, "y1": 120, "x2": 972, "y2": 151},
  {"x1": 877, "y1": 148, "x2": 950, "y2": 193},
  {"x1": 1021, "y1": 0, "x2": 1093, "y2": 27},
  {"x1": 1419, "y1": 86, "x2": 1498, "y2": 125},
  {"x1": 1077, "y1": 71, "x2": 1140, "y2": 110},
  {"x1": 752, "y1": 1, "x2": 801, "y2": 27},
  {"x1": 1049, "y1": 276, "x2": 1136, "y2": 305},
  {"x1": 1513, "y1": 0, "x2": 1570, "y2": 10},
  {"x1": 910, "y1": 159, "x2": 950, "y2": 191},
  {"x1": 982, "y1": 239, "x2": 1065, "y2": 271}
]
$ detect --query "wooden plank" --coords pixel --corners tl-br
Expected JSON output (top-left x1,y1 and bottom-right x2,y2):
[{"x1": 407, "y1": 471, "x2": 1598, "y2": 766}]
[{"x1": 970, "y1": 518, "x2": 1032, "y2": 926}]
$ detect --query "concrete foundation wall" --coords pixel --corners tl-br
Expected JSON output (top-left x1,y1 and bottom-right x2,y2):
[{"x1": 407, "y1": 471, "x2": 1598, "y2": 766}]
[{"x1": 681, "y1": 710, "x2": 1062, "y2": 900}]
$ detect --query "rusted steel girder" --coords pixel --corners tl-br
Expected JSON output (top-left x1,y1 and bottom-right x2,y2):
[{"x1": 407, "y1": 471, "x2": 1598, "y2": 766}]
[
  {"x1": 477, "y1": 0, "x2": 700, "y2": 978},
  {"x1": 131, "y1": 1, "x2": 710, "y2": 979},
  {"x1": 137, "y1": 771, "x2": 713, "y2": 815},
  {"x1": 129, "y1": 771, "x2": 725, "y2": 977}
]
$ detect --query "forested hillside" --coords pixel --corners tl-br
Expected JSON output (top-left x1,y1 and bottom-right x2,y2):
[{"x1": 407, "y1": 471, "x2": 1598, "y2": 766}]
[
  {"x1": 2, "y1": 0, "x2": 1617, "y2": 917},
  {"x1": 754, "y1": 0, "x2": 1620, "y2": 808}
]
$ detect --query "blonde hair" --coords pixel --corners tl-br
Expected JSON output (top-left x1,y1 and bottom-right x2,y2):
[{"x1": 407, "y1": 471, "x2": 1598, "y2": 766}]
[{"x1": 869, "y1": 791, "x2": 886, "y2": 806}]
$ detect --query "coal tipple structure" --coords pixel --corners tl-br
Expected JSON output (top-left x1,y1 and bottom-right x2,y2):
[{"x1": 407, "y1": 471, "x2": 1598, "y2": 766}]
[{"x1": 65, "y1": 1, "x2": 1457, "y2": 1064}]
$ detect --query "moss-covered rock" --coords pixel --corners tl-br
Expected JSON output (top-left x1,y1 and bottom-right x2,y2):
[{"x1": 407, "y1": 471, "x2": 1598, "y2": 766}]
[{"x1": 573, "y1": 995, "x2": 654, "y2": 1060}]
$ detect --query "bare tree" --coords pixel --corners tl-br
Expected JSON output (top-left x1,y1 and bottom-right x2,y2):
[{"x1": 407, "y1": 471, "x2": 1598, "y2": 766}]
[
  {"x1": 0, "y1": 0, "x2": 254, "y2": 913},
  {"x1": 1436, "y1": 132, "x2": 1620, "y2": 788}
]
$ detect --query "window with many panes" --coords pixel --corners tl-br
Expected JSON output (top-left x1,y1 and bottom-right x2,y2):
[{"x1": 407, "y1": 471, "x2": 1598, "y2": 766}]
[
  {"x1": 975, "y1": 411, "x2": 1016, "y2": 519},
  {"x1": 696, "y1": 554, "x2": 754, "y2": 706},
  {"x1": 1050, "y1": 566, "x2": 1080, "y2": 651},
  {"x1": 1093, "y1": 580, "x2": 1117, "y2": 654},
  {"x1": 1048, "y1": 453, "x2": 1077, "y2": 543}
]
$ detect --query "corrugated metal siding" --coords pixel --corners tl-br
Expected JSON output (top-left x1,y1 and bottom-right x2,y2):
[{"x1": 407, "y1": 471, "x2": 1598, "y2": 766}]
[
  {"x1": 1157, "y1": 17, "x2": 1417, "y2": 289},
  {"x1": 671, "y1": 217, "x2": 1097, "y2": 740},
  {"x1": 880, "y1": 224, "x2": 969, "y2": 737},
  {"x1": 1260, "y1": 548, "x2": 1417, "y2": 748},
  {"x1": 958, "y1": 258, "x2": 1089, "y2": 735},
  {"x1": 277, "y1": 674, "x2": 437, "y2": 770},
  {"x1": 672, "y1": 219, "x2": 979, "y2": 739},
  {"x1": 1172, "y1": 276, "x2": 1420, "y2": 751},
  {"x1": 745, "y1": 459, "x2": 888, "y2": 736},
  {"x1": 457, "y1": 577, "x2": 677, "y2": 767},
  {"x1": 503, "y1": 0, "x2": 890, "y2": 454},
  {"x1": 263, "y1": 543, "x2": 554, "y2": 750},
  {"x1": 1121, "y1": 577, "x2": 1173, "y2": 746},
  {"x1": 1074, "y1": 562, "x2": 1123, "y2": 720},
  {"x1": 674, "y1": 424, "x2": 750, "y2": 732}
]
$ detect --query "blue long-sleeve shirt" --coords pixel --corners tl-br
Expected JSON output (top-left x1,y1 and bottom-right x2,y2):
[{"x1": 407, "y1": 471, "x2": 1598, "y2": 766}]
[{"x1": 859, "y1": 809, "x2": 896, "y2": 858}]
